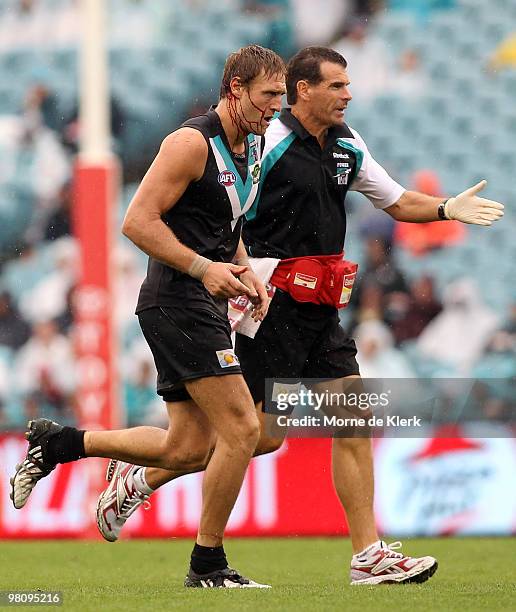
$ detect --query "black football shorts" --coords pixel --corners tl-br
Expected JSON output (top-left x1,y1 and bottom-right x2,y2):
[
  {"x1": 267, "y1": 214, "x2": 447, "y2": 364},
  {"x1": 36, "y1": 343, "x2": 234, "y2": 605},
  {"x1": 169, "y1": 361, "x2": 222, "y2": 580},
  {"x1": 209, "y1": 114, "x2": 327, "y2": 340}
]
[
  {"x1": 235, "y1": 289, "x2": 360, "y2": 403},
  {"x1": 138, "y1": 296, "x2": 242, "y2": 403}
]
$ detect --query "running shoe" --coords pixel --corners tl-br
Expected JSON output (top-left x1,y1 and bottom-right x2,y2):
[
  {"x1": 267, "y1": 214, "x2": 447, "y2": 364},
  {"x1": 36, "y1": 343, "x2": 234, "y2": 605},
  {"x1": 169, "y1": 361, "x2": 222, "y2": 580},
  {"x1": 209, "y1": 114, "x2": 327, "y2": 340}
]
[
  {"x1": 10, "y1": 419, "x2": 63, "y2": 509},
  {"x1": 96, "y1": 460, "x2": 150, "y2": 542},
  {"x1": 350, "y1": 540, "x2": 438, "y2": 585},
  {"x1": 185, "y1": 567, "x2": 271, "y2": 588}
]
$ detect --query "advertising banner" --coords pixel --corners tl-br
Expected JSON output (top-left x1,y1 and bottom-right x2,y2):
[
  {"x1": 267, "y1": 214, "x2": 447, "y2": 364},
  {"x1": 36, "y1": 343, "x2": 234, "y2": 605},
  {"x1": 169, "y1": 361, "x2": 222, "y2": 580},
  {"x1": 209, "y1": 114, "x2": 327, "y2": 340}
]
[{"x1": 1, "y1": 431, "x2": 514, "y2": 538}]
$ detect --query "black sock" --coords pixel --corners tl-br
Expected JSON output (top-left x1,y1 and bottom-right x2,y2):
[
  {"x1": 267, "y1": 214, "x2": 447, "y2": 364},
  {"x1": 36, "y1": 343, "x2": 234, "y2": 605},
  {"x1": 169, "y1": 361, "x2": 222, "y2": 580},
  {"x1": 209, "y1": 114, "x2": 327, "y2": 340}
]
[
  {"x1": 190, "y1": 544, "x2": 228, "y2": 575},
  {"x1": 45, "y1": 427, "x2": 86, "y2": 464}
]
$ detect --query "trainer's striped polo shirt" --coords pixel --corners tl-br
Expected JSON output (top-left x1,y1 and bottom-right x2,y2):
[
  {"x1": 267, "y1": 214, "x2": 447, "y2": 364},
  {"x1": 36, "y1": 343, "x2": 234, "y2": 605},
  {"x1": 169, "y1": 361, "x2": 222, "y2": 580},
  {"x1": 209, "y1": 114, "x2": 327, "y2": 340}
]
[{"x1": 243, "y1": 108, "x2": 404, "y2": 260}]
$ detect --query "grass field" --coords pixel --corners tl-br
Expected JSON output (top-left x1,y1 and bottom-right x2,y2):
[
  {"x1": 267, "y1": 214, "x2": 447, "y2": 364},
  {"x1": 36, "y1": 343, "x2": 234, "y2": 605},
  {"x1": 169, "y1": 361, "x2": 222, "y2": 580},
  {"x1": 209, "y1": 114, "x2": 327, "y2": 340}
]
[{"x1": 0, "y1": 538, "x2": 514, "y2": 611}]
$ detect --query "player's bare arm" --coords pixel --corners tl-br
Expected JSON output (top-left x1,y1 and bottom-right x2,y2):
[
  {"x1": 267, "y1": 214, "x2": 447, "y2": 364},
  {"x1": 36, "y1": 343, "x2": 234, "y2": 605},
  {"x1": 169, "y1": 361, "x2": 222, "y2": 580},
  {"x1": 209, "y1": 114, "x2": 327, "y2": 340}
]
[
  {"x1": 385, "y1": 180, "x2": 504, "y2": 225},
  {"x1": 122, "y1": 127, "x2": 252, "y2": 299}
]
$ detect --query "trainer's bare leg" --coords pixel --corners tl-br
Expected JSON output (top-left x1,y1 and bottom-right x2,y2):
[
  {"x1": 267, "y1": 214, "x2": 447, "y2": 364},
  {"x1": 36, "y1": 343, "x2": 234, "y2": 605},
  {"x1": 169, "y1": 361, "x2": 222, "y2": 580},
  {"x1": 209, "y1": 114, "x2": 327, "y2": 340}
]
[
  {"x1": 313, "y1": 375, "x2": 379, "y2": 554},
  {"x1": 142, "y1": 400, "x2": 284, "y2": 489},
  {"x1": 184, "y1": 374, "x2": 260, "y2": 547}
]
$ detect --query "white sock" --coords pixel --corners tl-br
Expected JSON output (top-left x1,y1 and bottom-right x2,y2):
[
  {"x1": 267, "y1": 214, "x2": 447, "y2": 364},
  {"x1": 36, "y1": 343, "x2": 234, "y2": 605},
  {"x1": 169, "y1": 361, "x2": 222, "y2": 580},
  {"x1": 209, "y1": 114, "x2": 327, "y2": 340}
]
[
  {"x1": 132, "y1": 467, "x2": 154, "y2": 495},
  {"x1": 353, "y1": 540, "x2": 383, "y2": 561}
]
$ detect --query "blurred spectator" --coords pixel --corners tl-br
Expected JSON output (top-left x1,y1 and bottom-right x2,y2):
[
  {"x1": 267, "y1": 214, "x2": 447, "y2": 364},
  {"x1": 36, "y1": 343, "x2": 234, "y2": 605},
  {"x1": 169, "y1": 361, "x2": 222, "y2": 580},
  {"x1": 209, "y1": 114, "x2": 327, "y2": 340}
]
[
  {"x1": 389, "y1": 49, "x2": 429, "y2": 99},
  {"x1": 240, "y1": 0, "x2": 295, "y2": 58},
  {"x1": 0, "y1": 291, "x2": 31, "y2": 350},
  {"x1": 391, "y1": 275, "x2": 442, "y2": 344},
  {"x1": 417, "y1": 278, "x2": 499, "y2": 374},
  {"x1": 114, "y1": 245, "x2": 145, "y2": 332},
  {"x1": 353, "y1": 0, "x2": 384, "y2": 19},
  {"x1": 394, "y1": 170, "x2": 466, "y2": 256},
  {"x1": 355, "y1": 319, "x2": 416, "y2": 377},
  {"x1": 1, "y1": 242, "x2": 46, "y2": 303},
  {"x1": 353, "y1": 283, "x2": 384, "y2": 326},
  {"x1": 124, "y1": 359, "x2": 158, "y2": 426},
  {"x1": 358, "y1": 236, "x2": 408, "y2": 299},
  {"x1": 0, "y1": 0, "x2": 79, "y2": 51},
  {"x1": 333, "y1": 17, "x2": 389, "y2": 100},
  {"x1": 15, "y1": 319, "x2": 76, "y2": 419},
  {"x1": 0, "y1": 112, "x2": 70, "y2": 249},
  {"x1": 290, "y1": 0, "x2": 351, "y2": 48},
  {"x1": 122, "y1": 337, "x2": 165, "y2": 426},
  {"x1": 44, "y1": 181, "x2": 72, "y2": 242},
  {"x1": 23, "y1": 80, "x2": 62, "y2": 134},
  {"x1": 487, "y1": 303, "x2": 516, "y2": 349},
  {"x1": 360, "y1": 214, "x2": 396, "y2": 245},
  {"x1": 62, "y1": 96, "x2": 126, "y2": 154},
  {"x1": 55, "y1": 285, "x2": 75, "y2": 335},
  {"x1": 19, "y1": 237, "x2": 79, "y2": 324},
  {"x1": 21, "y1": 122, "x2": 69, "y2": 206},
  {"x1": 363, "y1": 237, "x2": 407, "y2": 293},
  {"x1": 18, "y1": 0, "x2": 34, "y2": 14},
  {"x1": 488, "y1": 33, "x2": 516, "y2": 73}
]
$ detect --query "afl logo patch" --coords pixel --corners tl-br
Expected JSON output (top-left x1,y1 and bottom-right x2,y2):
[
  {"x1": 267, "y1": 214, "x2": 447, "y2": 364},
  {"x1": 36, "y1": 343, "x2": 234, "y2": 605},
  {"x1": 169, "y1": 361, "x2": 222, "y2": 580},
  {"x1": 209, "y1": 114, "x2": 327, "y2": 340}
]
[{"x1": 218, "y1": 170, "x2": 237, "y2": 187}]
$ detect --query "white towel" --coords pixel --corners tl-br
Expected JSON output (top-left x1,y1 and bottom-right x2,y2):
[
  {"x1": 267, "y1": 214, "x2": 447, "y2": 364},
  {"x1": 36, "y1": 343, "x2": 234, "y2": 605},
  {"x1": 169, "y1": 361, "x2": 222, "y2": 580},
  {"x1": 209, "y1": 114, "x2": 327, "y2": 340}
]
[{"x1": 228, "y1": 257, "x2": 280, "y2": 338}]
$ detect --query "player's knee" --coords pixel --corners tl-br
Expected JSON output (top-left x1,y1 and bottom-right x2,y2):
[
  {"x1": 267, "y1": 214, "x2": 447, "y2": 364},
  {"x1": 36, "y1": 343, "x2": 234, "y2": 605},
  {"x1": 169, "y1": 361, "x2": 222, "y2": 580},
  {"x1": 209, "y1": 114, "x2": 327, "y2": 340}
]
[
  {"x1": 223, "y1": 413, "x2": 260, "y2": 454},
  {"x1": 239, "y1": 416, "x2": 261, "y2": 450},
  {"x1": 162, "y1": 444, "x2": 211, "y2": 472},
  {"x1": 255, "y1": 436, "x2": 284, "y2": 456}
]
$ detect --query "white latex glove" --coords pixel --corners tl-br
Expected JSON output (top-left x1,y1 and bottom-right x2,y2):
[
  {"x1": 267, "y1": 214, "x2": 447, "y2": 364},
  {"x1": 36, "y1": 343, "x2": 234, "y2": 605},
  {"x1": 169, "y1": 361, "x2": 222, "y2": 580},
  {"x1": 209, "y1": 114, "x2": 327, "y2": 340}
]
[{"x1": 444, "y1": 180, "x2": 504, "y2": 226}]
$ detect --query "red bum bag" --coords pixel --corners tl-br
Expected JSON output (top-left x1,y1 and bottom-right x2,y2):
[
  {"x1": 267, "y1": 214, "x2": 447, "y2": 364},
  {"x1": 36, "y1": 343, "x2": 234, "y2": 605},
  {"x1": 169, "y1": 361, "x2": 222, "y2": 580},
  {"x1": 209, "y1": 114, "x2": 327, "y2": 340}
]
[{"x1": 270, "y1": 253, "x2": 358, "y2": 309}]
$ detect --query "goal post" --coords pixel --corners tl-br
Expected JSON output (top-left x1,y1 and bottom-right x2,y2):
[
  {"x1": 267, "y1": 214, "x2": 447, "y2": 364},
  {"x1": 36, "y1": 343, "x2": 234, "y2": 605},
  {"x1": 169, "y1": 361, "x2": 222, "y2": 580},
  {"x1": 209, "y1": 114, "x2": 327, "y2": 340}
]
[{"x1": 73, "y1": 0, "x2": 120, "y2": 534}]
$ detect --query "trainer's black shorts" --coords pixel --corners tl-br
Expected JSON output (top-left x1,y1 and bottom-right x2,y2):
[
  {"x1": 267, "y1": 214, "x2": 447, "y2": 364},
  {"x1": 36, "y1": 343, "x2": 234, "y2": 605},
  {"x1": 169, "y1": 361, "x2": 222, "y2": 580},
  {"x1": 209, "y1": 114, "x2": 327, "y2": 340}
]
[
  {"x1": 235, "y1": 289, "x2": 360, "y2": 403},
  {"x1": 138, "y1": 287, "x2": 241, "y2": 403}
]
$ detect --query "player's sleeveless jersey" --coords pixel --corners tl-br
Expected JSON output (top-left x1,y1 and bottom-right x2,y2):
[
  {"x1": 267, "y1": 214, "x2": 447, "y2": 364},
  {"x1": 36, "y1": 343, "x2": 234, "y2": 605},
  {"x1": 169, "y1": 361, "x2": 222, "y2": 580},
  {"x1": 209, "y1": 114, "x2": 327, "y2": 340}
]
[
  {"x1": 243, "y1": 108, "x2": 362, "y2": 259},
  {"x1": 137, "y1": 109, "x2": 262, "y2": 312}
]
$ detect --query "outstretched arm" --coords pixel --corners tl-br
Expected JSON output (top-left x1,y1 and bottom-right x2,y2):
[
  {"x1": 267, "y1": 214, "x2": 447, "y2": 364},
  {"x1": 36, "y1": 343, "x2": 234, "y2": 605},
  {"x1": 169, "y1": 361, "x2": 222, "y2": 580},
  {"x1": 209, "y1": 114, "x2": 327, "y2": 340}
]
[{"x1": 384, "y1": 180, "x2": 504, "y2": 226}]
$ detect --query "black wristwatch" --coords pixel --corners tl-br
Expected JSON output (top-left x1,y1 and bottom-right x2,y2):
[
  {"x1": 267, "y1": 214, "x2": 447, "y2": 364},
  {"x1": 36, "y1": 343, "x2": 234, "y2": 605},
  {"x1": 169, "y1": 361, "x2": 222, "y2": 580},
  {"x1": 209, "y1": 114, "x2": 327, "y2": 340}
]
[{"x1": 438, "y1": 199, "x2": 449, "y2": 220}]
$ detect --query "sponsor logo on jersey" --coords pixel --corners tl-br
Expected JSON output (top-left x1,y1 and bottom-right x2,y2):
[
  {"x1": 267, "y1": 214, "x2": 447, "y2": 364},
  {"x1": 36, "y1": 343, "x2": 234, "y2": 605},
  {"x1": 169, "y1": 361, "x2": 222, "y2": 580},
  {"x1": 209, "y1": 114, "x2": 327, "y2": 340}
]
[
  {"x1": 218, "y1": 170, "x2": 237, "y2": 187},
  {"x1": 333, "y1": 165, "x2": 351, "y2": 185},
  {"x1": 216, "y1": 349, "x2": 240, "y2": 368},
  {"x1": 249, "y1": 139, "x2": 259, "y2": 163},
  {"x1": 293, "y1": 273, "x2": 318, "y2": 290},
  {"x1": 250, "y1": 162, "x2": 261, "y2": 184},
  {"x1": 333, "y1": 152, "x2": 350, "y2": 159}
]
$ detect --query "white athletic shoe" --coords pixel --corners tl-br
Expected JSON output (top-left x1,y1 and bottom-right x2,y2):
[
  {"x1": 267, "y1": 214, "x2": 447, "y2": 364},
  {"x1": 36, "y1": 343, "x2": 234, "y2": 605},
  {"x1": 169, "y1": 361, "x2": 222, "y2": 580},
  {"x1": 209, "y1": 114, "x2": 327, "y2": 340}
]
[
  {"x1": 350, "y1": 540, "x2": 438, "y2": 585},
  {"x1": 96, "y1": 460, "x2": 150, "y2": 542},
  {"x1": 10, "y1": 419, "x2": 63, "y2": 509}
]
